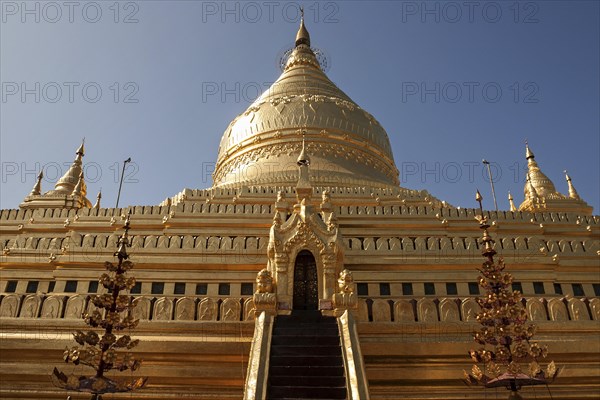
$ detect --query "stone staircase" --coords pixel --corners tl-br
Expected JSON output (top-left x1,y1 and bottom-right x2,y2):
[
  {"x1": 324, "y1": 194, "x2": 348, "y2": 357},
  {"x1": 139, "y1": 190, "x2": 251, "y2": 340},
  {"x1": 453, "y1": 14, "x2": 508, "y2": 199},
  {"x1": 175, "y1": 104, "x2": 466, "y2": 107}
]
[{"x1": 267, "y1": 311, "x2": 347, "y2": 400}]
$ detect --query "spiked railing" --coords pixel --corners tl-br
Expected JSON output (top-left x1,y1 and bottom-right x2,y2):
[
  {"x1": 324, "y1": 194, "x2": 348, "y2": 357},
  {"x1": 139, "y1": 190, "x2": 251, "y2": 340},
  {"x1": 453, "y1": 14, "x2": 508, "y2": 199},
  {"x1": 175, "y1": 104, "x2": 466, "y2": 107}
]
[
  {"x1": 464, "y1": 191, "x2": 558, "y2": 400},
  {"x1": 52, "y1": 213, "x2": 147, "y2": 399}
]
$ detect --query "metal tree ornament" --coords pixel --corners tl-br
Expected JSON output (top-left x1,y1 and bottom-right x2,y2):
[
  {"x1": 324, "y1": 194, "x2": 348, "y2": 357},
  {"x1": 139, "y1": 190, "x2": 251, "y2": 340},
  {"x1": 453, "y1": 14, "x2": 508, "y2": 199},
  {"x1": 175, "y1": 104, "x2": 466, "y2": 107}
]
[
  {"x1": 464, "y1": 191, "x2": 558, "y2": 400},
  {"x1": 52, "y1": 213, "x2": 147, "y2": 399}
]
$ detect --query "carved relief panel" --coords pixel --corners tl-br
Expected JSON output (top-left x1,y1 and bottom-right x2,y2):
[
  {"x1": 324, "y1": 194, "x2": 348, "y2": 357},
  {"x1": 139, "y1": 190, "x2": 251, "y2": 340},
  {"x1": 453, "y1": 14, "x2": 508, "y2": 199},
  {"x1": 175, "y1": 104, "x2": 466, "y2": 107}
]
[
  {"x1": 0, "y1": 294, "x2": 21, "y2": 318},
  {"x1": 64, "y1": 295, "x2": 86, "y2": 319}
]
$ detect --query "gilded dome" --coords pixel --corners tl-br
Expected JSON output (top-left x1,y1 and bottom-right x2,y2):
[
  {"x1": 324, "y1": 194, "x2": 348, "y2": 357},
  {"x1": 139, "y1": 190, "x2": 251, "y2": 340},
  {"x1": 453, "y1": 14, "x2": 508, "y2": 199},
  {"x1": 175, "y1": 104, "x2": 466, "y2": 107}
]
[{"x1": 213, "y1": 20, "x2": 399, "y2": 188}]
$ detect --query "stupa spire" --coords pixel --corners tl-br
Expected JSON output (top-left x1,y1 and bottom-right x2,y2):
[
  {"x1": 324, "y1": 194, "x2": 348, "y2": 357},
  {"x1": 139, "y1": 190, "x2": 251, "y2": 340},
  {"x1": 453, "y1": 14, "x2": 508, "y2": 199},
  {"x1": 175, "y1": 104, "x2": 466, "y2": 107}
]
[
  {"x1": 71, "y1": 171, "x2": 92, "y2": 208},
  {"x1": 54, "y1": 139, "x2": 85, "y2": 194},
  {"x1": 20, "y1": 141, "x2": 91, "y2": 210},
  {"x1": 29, "y1": 171, "x2": 43, "y2": 197},
  {"x1": 525, "y1": 173, "x2": 538, "y2": 200},
  {"x1": 284, "y1": 11, "x2": 321, "y2": 72},
  {"x1": 71, "y1": 171, "x2": 86, "y2": 198},
  {"x1": 508, "y1": 191, "x2": 517, "y2": 212},
  {"x1": 521, "y1": 142, "x2": 557, "y2": 198},
  {"x1": 296, "y1": 131, "x2": 312, "y2": 202},
  {"x1": 295, "y1": 7, "x2": 310, "y2": 47},
  {"x1": 564, "y1": 170, "x2": 580, "y2": 200},
  {"x1": 525, "y1": 140, "x2": 534, "y2": 161},
  {"x1": 93, "y1": 190, "x2": 102, "y2": 209},
  {"x1": 297, "y1": 132, "x2": 311, "y2": 167},
  {"x1": 76, "y1": 139, "x2": 85, "y2": 158}
]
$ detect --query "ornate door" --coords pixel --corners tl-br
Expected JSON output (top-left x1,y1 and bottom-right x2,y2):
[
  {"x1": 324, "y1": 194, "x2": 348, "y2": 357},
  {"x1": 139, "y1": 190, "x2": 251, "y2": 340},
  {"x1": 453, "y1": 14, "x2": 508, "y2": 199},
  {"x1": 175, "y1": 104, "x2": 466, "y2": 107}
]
[{"x1": 293, "y1": 250, "x2": 318, "y2": 310}]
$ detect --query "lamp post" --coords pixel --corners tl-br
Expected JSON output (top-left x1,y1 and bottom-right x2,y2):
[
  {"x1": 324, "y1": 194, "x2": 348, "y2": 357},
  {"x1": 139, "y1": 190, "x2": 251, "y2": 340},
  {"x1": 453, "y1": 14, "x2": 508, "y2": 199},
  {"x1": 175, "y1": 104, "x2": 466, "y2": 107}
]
[
  {"x1": 115, "y1": 158, "x2": 131, "y2": 208},
  {"x1": 482, "y1": 159, "x2": 498, "y2": 211}
]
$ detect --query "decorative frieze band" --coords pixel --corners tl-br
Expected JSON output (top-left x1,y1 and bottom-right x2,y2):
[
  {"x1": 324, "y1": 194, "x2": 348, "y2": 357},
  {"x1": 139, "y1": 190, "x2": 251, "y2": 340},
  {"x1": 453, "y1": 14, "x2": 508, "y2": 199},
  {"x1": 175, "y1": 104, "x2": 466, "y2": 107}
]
[{"x1": 1, "y1": 293, "x2": 597, "y2": 323}]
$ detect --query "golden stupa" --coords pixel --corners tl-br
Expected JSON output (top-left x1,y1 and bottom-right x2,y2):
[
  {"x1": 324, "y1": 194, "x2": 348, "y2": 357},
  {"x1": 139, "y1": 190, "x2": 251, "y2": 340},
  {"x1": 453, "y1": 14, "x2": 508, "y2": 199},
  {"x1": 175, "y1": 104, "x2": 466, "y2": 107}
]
[
  {"x1": 1, "y1": 16, "x2": 598, "y2": 400},
  {"x1": 215, "y1": 17, "x2": 398, "y2": 189}
]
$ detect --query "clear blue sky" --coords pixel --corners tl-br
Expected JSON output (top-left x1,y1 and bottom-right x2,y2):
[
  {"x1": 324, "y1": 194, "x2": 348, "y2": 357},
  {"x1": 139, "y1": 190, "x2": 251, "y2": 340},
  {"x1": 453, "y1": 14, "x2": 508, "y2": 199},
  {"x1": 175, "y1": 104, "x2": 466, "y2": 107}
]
[{"x1": 1, "y1": 1, "x2": 598, "y2": 212}]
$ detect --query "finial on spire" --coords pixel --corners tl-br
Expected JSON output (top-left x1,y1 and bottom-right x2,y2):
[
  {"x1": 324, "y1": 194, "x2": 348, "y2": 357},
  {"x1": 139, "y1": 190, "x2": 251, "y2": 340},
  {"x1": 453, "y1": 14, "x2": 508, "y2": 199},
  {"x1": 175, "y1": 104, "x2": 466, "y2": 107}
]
[
  {"x1": 29, "y1": 171, "x2": 43, "y2": 196},
  {"x1": 295, "y1": 6, "x2": 310, "y2": 47},
  {"x1": 76, "y1": 138, "x2": 85, "y2": 157},
  {"x1": 475, "y1": 190, "x2": 484, "y2": 214},
  {"x1": 525, "y1": 140, "x2": 535, "y2": 160},
  {"x1": 474, "y1": 189, "x2": 495, "y2": 256},
  {"x1": 508, "y1": 191, "x2": 517, "y2": 212},
  {"x1": 564, "y1": 170, "x2": 581, "y2": 200},
  {"x1": 115, "y1": 211, "x2": 132, "y2": 260},
  {"x1": 93, "y1": 190, "x2": 102, "y2": 209}
]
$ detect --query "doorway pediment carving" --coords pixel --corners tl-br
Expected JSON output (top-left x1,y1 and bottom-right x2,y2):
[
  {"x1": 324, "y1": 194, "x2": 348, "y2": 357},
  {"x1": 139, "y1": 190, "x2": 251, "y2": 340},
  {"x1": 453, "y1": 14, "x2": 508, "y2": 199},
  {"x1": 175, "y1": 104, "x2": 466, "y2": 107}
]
[{"x1": 267, "y1": 190, "x2": 344, "y2": 313}]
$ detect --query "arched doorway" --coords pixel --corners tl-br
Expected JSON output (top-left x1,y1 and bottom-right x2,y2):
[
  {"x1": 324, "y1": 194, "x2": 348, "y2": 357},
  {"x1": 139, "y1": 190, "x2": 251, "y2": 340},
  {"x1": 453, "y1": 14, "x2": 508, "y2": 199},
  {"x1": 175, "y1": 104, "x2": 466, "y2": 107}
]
[{"x1": 293, "y1": 250, "x2": 318, "y2": 310}]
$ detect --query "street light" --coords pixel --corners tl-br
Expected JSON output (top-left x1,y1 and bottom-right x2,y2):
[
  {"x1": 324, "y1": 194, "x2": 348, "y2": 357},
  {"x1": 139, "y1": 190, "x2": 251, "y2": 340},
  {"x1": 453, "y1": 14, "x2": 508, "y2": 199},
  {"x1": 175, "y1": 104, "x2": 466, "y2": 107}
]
[
  {"x1": 482, "y1": 159, "x2": 498, "y2": 211},
  {"x1": 115, "y1": 157, "x2": 131, "y2": 208}
]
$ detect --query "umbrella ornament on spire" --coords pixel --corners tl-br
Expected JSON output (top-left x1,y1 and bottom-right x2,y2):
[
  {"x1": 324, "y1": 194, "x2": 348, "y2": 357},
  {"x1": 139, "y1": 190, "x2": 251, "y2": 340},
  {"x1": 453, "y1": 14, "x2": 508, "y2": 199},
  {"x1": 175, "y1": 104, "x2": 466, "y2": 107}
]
[
  {"x1": 277, "y1": 5, "x2": 329, "y2": 72},
  {"x1": 465, "y1": 191, "x2": 558, "y2": 399},
  {"x1": 52, "y1": 213, "x2": 147, "y2": 397}
]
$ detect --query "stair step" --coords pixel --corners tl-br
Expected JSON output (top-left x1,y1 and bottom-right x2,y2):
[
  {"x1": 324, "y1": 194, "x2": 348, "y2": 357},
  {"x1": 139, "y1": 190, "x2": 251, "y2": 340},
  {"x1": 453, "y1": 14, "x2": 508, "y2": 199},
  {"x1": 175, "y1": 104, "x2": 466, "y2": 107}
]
[
  {"x1": 270, "y1": 366, "x2": 345, "y2": 377},
  {"x1": 271, "y1": 355, "x2": 343, "y2": 367},
  {"x1": 272, "y1": 336, "x2": 340, "y2": 346},
  {"x1": 275, "y1": 322, "x2": 338, "y2": 331},
  {"x1": 269, "y1": 375, "x2": 346, "y2": 387},
  {"x1": 282, "y1": 310, "x2": 325, "y2": 319},
  {"x1": 276, "y1": 317, "x2": 338, "y2": 325},
  {"x1": 273, "y1": 327, "x2": 339, "y2": 336},
  {"x1": 271, "y1": 345, "x2": 342, "y2": 356},
  {"x1": 268, "y1": 386, "x2": 346, "y2": 399}
]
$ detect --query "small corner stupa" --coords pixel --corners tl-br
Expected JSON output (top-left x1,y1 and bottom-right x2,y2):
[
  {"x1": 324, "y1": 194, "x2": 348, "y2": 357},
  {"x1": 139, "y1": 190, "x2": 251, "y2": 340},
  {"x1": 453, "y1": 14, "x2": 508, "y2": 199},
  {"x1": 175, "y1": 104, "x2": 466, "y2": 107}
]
[
  {"x1": 20, "y1": 140, "x2": 92, "y2": 210},
  {"x1": 518, "y1": 143, "x2": 592, "y2": 215}
]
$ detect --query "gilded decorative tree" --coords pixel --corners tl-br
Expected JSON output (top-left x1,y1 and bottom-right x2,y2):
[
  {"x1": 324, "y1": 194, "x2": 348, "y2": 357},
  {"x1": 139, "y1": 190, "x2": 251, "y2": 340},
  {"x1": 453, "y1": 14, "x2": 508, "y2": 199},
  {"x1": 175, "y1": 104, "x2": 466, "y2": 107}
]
[
  {"x1": 464, "y1": 191, "x2": 558, "y2": 400},
  {"x1": 52, "y1": 214, "x2": 147, "y2": 399}
]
